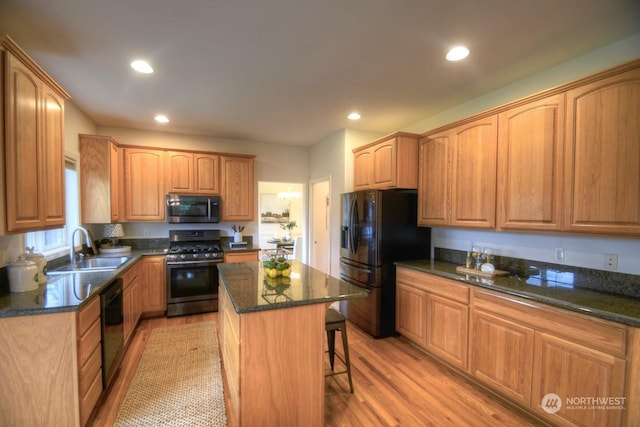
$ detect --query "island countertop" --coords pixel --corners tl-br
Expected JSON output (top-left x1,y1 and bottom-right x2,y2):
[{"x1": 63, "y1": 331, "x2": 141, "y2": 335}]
[{"x1": 217, "y1": 260, "x2": 368, "y2": 314}]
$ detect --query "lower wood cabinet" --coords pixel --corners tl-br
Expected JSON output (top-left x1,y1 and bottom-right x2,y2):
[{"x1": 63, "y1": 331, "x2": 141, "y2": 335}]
[
  {"x1": 76, "y1": 297, "x2": 103, "y2": 427},
  {"x1": 469, "y1": 309, "x2": 534, "y2": 406},
  {"x1": 532, "y1": 332, "x2": 626, "y2": 427},
  {"x1": 122, "y1": 262, "x2": 141, "y2": 346},
  {"x1": 395, "y1": 266, "x2": 638, "y2": 426},
  {"x1": 140, "y1": 255, "x2": 166, "y2": 314},
  {"x1": 396, "y1": 267, "x2": 469, "y2": 369}
]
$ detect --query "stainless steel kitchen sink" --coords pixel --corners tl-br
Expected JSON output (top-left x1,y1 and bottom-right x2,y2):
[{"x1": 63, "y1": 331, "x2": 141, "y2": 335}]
[{"x1": 47, "y1": 256, "x2": 131, "y2": 274}]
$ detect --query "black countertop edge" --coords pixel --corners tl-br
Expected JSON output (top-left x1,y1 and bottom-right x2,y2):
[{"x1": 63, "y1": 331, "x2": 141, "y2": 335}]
[
  {"x1": 0, "y1": 250, "x2": 163, "y2": 318},
  {"x1": 395, "y1": 260, "x2": 640, "y2": 328}
]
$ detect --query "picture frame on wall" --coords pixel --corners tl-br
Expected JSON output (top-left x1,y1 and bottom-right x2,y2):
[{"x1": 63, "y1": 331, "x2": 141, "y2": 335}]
[{"x1": 260, "y1": 193, "x2": 290, "y2": 224}]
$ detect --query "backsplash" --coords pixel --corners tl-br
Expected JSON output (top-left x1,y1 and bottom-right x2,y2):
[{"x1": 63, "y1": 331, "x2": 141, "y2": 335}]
[{"x1": 435, "y1": 247, "x2": 640, "y2": 299}]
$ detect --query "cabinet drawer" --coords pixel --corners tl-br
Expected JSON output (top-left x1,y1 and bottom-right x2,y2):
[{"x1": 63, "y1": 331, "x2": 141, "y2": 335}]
[
  {"x1": 472, "y1": 289, "x2": 627, "y2": 356},
  {"x1": 224, "y1": 252, "x2": 259, "y2": 263},
  {"x1": 79, "y1": 343, "x2": 102, "y2": 397},
  {"x1": 80, "y1": 369, "x2": 102, "y2": 427},
  {"x1": 77, "y1": 297, "x2": 100, "y2": 336},
  {"x1": 78, "y1": 318, "x2": 101, "y2": 365},
  {"x1": 397, "y1": 267, "x2": 469, "y2": 304},
  {"x1": 121, "y1": 262, "x2": 139, "y2": 288}
]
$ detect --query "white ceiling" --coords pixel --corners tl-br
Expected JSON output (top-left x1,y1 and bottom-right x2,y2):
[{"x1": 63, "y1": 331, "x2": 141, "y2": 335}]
[{"x1": 1, "y1": 0, "x2": 639, "y2": 146}]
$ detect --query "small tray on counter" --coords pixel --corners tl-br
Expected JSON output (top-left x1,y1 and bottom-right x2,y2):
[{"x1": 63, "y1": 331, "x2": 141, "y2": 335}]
[{"x1": 455, "y1": 265, "x2": 509, "y2": 278}]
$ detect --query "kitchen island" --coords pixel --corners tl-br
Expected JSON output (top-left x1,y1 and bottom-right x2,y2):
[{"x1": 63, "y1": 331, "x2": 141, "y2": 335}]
[{"x1": 217, "y1": 260, "x2": 367, "y2": 427}]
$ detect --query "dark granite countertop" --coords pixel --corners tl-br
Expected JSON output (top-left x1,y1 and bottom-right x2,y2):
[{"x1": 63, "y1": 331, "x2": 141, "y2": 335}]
[
  {"x1": 395, "y1": 259, "x2": 640, "y2": 328},
  {"x1": 0, "y1": 249, "x2": 164, "y2": 318},
  {"x1": 218, "y1": 260, "x2": 368, "y2": 314}
]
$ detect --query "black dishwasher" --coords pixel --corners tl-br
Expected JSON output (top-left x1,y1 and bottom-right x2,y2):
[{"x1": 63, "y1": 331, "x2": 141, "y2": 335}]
[{"x1": 100, "y1": 279, "x2": 124, "y2": 389}]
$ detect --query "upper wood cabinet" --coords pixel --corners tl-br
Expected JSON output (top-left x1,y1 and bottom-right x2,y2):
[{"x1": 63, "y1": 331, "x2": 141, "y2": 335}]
[
  {"x1": 2, "y1": 37, "x2": 69, "y2": 233},
  {"x1": 418, "y1": 116, "x2": 498, "y2": 228},
  {"x1": 80, "y1": 134, "x2": 123, "y2": 223},
  {"x1": 123, "y1": 147, "x2": 165, "y2": 221},
  {"x1": 353, "y1": 132, "x2": 420, "y2": 190},
  {"x1": 220, "y1": 155, "x2": 255, "y2": 221},
  {"x1": 564, "y1": 67, "x2": 640, "y2": 235},
  {"x1": 496, "y1": 94, "x2": 565, "y2": 231},
  {"x1": 165, "y1": 151, "x2": 220, "y2": 194}
]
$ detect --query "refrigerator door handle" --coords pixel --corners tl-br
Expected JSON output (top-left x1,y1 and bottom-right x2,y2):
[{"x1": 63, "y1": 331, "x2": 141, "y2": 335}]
[{"x1": 349, "y1": 196, "x2": 359, "y2": 254}]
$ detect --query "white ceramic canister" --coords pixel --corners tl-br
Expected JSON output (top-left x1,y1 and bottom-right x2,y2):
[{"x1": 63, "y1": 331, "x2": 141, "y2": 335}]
[
  {"x1": 9, "y1": 255, "x2": 39, "y2": 292},
  {"x1": 24, "y1": 247, "x2": 47, "y2": 284}
]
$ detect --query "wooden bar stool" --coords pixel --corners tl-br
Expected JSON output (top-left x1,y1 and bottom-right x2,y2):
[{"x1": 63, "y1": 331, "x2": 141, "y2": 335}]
[{"x1": 325, "y1": 308, "x2": 354, "y2": 393}]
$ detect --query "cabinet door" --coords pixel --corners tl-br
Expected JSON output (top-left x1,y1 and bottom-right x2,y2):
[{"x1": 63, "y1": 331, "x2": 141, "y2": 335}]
[
  {"x1": 497, "y1": 94, "x2": 564, "y2": 231},
  {"x1": 532, "y1": 332, "x2": 625, "y2": 427},
  {"x1": 141, "y1": 256, "x2": 167, "y2": 313},
  {"x1": 353, "y1": 149, "x2": 373, "y2": 190},
  {"x1": 194, "y1": 153, "x2": 220, "y2": 194},
  {"x1": 5, "y1": 52, "x2": 42, "y2": 231},
  {"x1": 166, "y1": 151, "x2": 194, "y2": 193},
  {"x1": 470, "y1": 309, "x2": 534, "y2": 406},
  {"x1": 395, "y1": 282, "x2": 428, "y2": 347},
  {"x1": 564, "y1": 68, "x2": 640, "y2": 235},
  {"x1": 40, "y1": 88, "x2": 66, "y2": 228},
  {"x1": 110, "y1": 142, "x2": 122, "y2": 221},
  {"x1": 418, "y1": 131, "x2": 450, "y2": 226},
  {"x1": 450, "y1": 116, "x2": 498, "y2": 228},
  {"x1": 220, "y1": 156, "x2": 254, "y2": 221},
  {"x1": 124, "y1": 148, "x2": 165, "y2": 221},
  {"x1": 426, "y1": 294, "x2": 468, "y2": 369},
  {"x1": 372, "y1": 139, "x2": 396, "y2": 188},
  {"x1": 123, "y1": 285, "x2": 134, "y2": 345}
]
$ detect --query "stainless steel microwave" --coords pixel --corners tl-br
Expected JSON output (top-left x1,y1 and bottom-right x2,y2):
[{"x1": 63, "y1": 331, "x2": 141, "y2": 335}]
[{"x1": 166, "y1": 194, "x2": 221, "y2": 223}]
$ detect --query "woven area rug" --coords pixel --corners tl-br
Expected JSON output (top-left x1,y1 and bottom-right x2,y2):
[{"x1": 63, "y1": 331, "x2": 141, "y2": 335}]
[{"x1": 114, "y1": 322, "x2": 227, "y2": 427}]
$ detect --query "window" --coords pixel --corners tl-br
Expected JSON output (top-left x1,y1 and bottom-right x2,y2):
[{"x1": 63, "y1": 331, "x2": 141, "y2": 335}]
[{"x1": 25, "y1": 157, "x2": 79, "y2": 258}]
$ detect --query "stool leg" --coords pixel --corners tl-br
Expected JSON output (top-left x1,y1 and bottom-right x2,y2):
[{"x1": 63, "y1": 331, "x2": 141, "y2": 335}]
[
  {"x1": 340, "y1": 326, "x2": 354, "y2": 393},
  {"x1": 326, "y1": 329, "x2": 336, "y2": 371}
]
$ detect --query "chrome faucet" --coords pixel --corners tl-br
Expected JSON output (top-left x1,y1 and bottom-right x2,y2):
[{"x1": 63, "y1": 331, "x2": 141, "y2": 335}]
[{"x1": 70, "y1": 227, "x2": 100, "y2": 263}]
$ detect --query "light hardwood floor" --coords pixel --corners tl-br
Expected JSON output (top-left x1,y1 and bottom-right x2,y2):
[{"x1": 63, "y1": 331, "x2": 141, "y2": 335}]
[{"x1": 92, "y1": 312, "x2": 546, "y2": 426}]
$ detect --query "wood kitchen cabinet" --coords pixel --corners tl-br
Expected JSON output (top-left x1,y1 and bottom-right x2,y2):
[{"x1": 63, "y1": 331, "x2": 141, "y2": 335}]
[
  {"x1": 220, "y1": 155, "x2": 255, "y2": 221},
  {"x1": 396, "y1": 267, "x2": 469, "y2": 369},
  {"x1": 123, "y1": 147, "x2": 165, "y2": 221},
  {"x1": 532, "y1": 332, "x2": 626, "y2": 426},
  {"x1": 1, "y1": 36, "x2": 69, "y2": 233},
  {"x1": 0, "y1": 299, "x2": 102, "y2": 427},
  {"x1": 418, "y1": 116, "x2": 498, "y2": 228},
  {"x1": 563, "y1": 67, "x2": 640, "y2": 235},
  {"x1": 496, "y1": 94, "x2": 564, "y2": 231},
  {"x1": 140, "y1": 255, "x2": 166, "y2": 314},
  {"x1": 469, "y1": 308, "x2": 534, "y2": 406},
  {"x1": 122, "y1": 262, "x2": 141, "y2": 346},
  {"x1": 353, "y1": 132, "x2": 420, "y2": 190},
  {"x1": 165, "y1": 151, "x2": 220, "y2": 194},
  {"x1": 80, "y1": 134, "x2": 123, "y2": 223},
  {"x1": 76, "y1": 297, "x2": 103, "y2": 426}
]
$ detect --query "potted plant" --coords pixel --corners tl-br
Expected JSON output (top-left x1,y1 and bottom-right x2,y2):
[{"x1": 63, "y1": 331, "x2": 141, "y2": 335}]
[{"x1": 280, "y1": 220, "x2": 297, "y2": 241}]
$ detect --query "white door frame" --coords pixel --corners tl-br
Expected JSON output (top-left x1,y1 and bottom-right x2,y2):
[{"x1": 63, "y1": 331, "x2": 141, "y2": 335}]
[{"x1": 309, "y1": 176, "x2": 331, "y2": 275}]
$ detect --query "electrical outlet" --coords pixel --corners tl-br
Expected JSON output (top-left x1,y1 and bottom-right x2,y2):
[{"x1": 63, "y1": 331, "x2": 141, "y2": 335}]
[
  {"x1": 604, "y1": 253, "x2": 618, "y2": 270},
  {"x1": 554, "y1": 247, "x2": 564, "y2": 262},
  {"x1": 143, "y1": 229, "x2": 150, "y2": 237}
]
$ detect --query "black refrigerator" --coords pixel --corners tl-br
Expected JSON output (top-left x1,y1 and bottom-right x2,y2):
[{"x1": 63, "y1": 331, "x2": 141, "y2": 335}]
[{"x1": 339, "y1": 190, "x2": 431, "y2": 338}]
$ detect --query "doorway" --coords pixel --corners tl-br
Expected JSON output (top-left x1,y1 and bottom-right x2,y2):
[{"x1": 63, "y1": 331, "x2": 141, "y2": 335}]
[
  {"x1": 309, "y1": 178, "x2": 330, "y2": 275},
  {"x1": 257, "y1": 182, "x2": 304, "y2": 260}
]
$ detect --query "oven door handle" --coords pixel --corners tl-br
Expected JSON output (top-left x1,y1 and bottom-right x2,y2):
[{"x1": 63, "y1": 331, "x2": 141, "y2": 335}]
[{"x1": 166, "y1": 259, "x2": 223, "y2": 266}]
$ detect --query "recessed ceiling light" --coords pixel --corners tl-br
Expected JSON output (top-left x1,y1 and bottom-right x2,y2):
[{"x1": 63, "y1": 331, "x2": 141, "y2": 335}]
[
  {"x1": 131, "y1": 60, "x2": 154, "y2": 74},
  {"x1": 154, "y1": 114, "x2": 169, "y2": 123},
  {"x1": 446, "y1": 46, "x2": 470, "y2": 61},
  {"x1": 347, "y1": 112, "x2": 361, "y2": 120}
]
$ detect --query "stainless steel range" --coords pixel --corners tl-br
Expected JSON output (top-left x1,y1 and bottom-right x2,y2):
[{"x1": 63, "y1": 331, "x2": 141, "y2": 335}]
[{"x1": 166, "y1": 229, "x2": 224, "y2": 317}]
